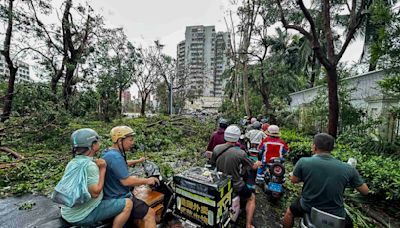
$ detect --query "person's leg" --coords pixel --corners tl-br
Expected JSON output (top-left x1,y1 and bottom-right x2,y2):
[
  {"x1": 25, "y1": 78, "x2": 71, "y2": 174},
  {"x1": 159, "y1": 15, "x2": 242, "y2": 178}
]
[
  {"x1": 282, "y1": 208, "x2": 295, "y2": 228},
  {"x1": 112, "y1": 198, "x2": 133, "y2": 228},
  {"x1": 282, "y1": 198, "x2": 304, "y2": 228},
  {"x1": 245, "y1": 193, "x2": 256, "y2": 228},
  {"x1": 127, "y1": 196, "x2": 155, "y2": 228},
  {"x1": 74, "y1": 198, "x2": 127, "y2": 227},
  {"x1": 134, "y1": 208, "x2": 156, "y2": 228},
  {"x1": 238, "y1": 185, "x2": 256, "y2": 228}
]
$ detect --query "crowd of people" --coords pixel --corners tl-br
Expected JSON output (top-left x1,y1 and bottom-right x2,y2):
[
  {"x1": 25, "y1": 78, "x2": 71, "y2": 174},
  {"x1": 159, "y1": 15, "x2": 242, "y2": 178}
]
[
  {"x1": 55, "y1": 115, "x2": 369, "y2": 228},
  {"x1": 206, "y1": 115, "x2": 369, "y2": 228}
]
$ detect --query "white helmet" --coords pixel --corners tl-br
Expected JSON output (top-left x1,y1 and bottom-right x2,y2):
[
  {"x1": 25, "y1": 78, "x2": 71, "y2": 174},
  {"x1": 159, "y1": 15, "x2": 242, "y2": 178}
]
[
  {"x1": 266, "y1": 125, "x2": 281, "y2": 136},
  {"x1": 224, "y1": 125, "x2": 241, "y2": 142}
]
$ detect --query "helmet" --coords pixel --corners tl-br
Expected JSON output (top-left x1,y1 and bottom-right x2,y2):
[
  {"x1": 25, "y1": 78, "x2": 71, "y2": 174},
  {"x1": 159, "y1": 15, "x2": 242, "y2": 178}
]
[
  {"x1": 110, "y1": 126, "x2": 135, "y2": 143},
  {"x1": 224, "y1": 125, "x2": 241, "y2": 142},
  {"x1": 266, "y1": 125, "x2": 281, "y2": 137},
  {"x1": 71, "y1": 128, "x2": 100, "y2": 148},
  {"x1": 260, "y1": 118, "x2": 268, "y2": 124},
  {"x1": 252, "y1": 121, "x2": 261, "y2": 130},
  {"x1": 219, "y1": 118, "x2": 228, "y2": 128},
  {"x1": 262, "y1": 123, "x2": 270, "y2": 132},
  {"x1": 250, "y1": 117, "x2": 257, "y2": 124}
]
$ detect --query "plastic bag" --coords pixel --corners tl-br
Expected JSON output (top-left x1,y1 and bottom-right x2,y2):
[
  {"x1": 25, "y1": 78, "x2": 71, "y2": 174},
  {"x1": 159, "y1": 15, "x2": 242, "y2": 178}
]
[{"x1": 51, "y1": 159, "x2": 92, "y2": 207}]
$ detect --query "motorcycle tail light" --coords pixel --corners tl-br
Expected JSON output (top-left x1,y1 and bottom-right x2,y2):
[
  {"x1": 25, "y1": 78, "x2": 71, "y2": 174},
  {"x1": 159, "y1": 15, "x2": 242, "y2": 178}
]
[{"x1": 273, "y1": 166, "x2": 282, "y2": 175}]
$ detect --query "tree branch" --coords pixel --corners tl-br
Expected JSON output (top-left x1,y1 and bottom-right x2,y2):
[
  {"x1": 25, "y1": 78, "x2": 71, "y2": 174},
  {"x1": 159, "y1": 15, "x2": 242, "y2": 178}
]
[{"x1": 335, "y1": 0, "x2": 366, "y2": 64}]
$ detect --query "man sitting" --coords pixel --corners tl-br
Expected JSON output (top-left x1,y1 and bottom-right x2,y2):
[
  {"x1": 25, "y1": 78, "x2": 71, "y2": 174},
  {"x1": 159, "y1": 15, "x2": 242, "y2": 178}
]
[
  {"x1": 210, "y1": 125, "x2": 261, "y2": 228},
  {"x1": 102, "y1": 126, "x2": 160, "y2": 228},
  {"x1": 256, "y1": 125, "x2": 288, "y2": 183},
  {"x1": 282, "y1": 133, "x2": 369, "y2": 228}
]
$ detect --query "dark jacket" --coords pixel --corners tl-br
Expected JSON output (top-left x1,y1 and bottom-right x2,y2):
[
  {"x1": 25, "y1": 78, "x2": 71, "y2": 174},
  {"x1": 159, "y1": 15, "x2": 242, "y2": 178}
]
[{"x1": 207, "y1": 128, "x2": 225, "y2": 151}]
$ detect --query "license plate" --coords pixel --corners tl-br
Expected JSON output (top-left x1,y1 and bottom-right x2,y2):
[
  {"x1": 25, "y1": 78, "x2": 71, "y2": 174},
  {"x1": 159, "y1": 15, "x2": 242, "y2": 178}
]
[{"x1": 268, "y1": 182, "x2": 282, "y2": 193}]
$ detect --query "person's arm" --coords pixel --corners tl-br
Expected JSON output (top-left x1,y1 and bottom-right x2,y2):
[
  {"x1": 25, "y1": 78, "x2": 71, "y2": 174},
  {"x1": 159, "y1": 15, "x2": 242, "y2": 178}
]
[
  {"x1": 291, "y1": 159, "x2": 303, "y2": 184},
  {"x1": 127, "y1": 157, "x2": 145, "y2": 166},
  {"x1": 206, "y1": 134, "x2": 215, "y2": 152},
  {"x1": 349, "y1": 167, "x2": 368, "y2": 195},
  {"x1": 241, "y1": 152, "x2": 261, "y2": 170},
  {"x1": 252, "y1": 161, "x2": 262, "y2": 170},
  {"x1": 357, "y1": 183, "x2": 369, "y2": 195},
  {"x1": 290, "y1": 175, "x2": 300, "y2": 183},
  {"x1": 88, "y1": 159, "x2": 106, "y2": 198},
  {"x1": 120, "y1": 176, "x2": 159, "y2": 187},
  {"x1": 209, "y1": 149, "x2": 217, "y2": 166}
]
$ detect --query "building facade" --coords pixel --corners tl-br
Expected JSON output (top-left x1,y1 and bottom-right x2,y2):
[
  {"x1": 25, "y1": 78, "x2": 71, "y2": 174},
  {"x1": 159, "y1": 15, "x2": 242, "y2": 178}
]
[
  {"x1": 0, "y1": 55, "x2": 31, "y2": 83},
  {"x1": 176, "y1": 25, "x2": 230, "y2": 97}
]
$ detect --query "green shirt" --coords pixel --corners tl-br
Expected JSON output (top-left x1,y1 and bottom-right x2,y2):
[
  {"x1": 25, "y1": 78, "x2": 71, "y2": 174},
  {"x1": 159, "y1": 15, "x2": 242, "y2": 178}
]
[
  {"x1": 293, "y1": 153, "x2": 364, "y2": 217},
  {"x1": 61, "y1": 155, "x2": 103, "y2": 223}
]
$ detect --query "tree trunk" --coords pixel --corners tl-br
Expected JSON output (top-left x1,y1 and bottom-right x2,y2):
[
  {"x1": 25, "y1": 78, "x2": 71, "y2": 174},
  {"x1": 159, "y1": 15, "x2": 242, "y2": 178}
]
[
  {"x1": 63, "y1": 66, "x2": 75, "y2": 110},
  {"x1": 242, "y1": 62, "x2": 251, "y2": 117},
  {"x1": 309, "y1": 54, "x2": 317, "y2": 88},
  {"x1": 1, "y1": 0, "x2": 17, "y2": 122},
  {"x1": 259, "y1": 86, "x2": 270, "y2": 114},
  {"x1": 2, "y1": 68, "x2": 17, "y2": 122},
  {"x1": 368, "y1": 58, "x2": 377, "y2": 72},
  {"x1": 140, "y1": 93, "x2": 149, "y2": 117},
  {"x1": 51, "y1": 60, "x2": 65, "y2": 95},
  {"x1": 327, "y1": 68, "x2": 339, "y2": 137}
]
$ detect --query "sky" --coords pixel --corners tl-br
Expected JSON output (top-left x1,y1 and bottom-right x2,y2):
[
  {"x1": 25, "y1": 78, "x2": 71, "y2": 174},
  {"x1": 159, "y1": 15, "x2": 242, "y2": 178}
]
[
  {"x1": 78, "y1": 0, "x2": 364, "y2": 64},
  {"x1": 84, "y1": 0, "x2": 233, "y2": 58},
  {"x1": 29, "y1": 0, "x2": 366, "y2": 95}
]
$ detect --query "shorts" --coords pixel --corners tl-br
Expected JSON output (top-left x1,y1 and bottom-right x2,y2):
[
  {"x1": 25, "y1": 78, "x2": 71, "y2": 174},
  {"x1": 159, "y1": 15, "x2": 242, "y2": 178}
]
[
  {"x1": 237, "y1": 184, "x2": 253, "y2": 200},
  {"x1": 128, "y1": 195, "x2": 150, "y2": 220},
  {"x1": 72, "y1": 198, "x2": 126, "y2": 226},
  {"x1": 289, "y1": 198, "x2": 354, "y2": 228}
]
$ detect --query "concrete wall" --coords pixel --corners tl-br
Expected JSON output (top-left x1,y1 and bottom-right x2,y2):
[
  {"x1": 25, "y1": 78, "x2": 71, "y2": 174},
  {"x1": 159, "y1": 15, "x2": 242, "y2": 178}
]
[{"x1": 290, "y1": 70, "x2": 388, "y2": 111}]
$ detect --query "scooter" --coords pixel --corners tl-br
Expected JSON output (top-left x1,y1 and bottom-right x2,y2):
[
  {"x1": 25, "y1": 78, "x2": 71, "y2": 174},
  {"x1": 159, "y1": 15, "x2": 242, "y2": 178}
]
[
  {"x1": 259, "y1": 157, "x2": 285, "y2": 199},
  {"x1": 300, "y1": 207, "x2": 346, "y2": 228}
]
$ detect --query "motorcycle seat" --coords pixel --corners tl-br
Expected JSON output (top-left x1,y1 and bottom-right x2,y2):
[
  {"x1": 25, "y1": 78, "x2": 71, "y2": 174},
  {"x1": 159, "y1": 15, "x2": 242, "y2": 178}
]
[{"x1": 133, "y1": 185, "x2": 165, "y2": 208}]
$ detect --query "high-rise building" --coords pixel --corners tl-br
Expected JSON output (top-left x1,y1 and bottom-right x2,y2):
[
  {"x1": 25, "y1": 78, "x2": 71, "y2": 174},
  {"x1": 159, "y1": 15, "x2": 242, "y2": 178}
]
[
  {"x1": 177, "y1": 25, "x2": 230, "y2": 97},
  {"x1": 0, "y1": 55, "x2": 31, "y2": 83},
  {"x1": 122, "y1": 90, "x2": 132, "y2": 104}
]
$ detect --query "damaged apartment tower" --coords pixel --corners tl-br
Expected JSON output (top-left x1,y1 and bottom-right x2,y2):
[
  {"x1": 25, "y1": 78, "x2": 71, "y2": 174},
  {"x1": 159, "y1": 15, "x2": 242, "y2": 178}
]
[{"x1": 177, "y1": 25, "x2": 230, "y2": 97}]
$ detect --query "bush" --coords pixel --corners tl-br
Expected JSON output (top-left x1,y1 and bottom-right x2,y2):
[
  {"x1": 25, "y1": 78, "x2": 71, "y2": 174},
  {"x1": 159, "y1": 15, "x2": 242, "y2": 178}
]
[
  {"x1": 334, "y1": 145, "x2": 400, "y2": 201},
  {"x1": 281, "y1": 130, "x2": 400, "y2": 201}
]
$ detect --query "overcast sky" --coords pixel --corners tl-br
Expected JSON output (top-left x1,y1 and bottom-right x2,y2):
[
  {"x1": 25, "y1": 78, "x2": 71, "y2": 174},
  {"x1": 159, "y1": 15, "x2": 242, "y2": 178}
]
[
  {"x1": 78, "y1": 0, "x2": 364, "y2": 64},
  {"x1": 39, "y1": 0, "x2": 365, "y2": 96},
  {"x1": 81, "y1": 0, "x2": 232, "y2": 58}
]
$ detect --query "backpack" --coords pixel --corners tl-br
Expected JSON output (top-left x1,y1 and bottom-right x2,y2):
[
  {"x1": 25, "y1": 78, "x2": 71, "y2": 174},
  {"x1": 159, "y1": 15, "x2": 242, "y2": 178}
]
[{"x1": 51, "y1": 158, "x2": 92, "y2": 207}]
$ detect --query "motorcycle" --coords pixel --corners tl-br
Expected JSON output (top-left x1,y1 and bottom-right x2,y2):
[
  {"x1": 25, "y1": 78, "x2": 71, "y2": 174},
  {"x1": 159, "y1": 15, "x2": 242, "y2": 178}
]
[
  {"x1": 300, "y1": 207, "x2": 346, "y2": 228},
  {"x1": 258, "y1": 157, "x2": 285, "y2": 199}
]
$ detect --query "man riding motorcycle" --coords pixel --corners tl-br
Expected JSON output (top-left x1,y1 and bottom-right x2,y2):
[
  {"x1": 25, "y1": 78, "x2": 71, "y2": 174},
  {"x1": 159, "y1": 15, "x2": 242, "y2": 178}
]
[
  {"x1": 256, "y1": 125, "x2": 288, "y2": 184},
  {"x1": 282, "y1": 133, "x2": 369, "y2": 228},
  {"x1": 205, "y1": 118, "x2": 229, "y2": 159},
  {"x1": 245, "y1": 121, "x2": 267, "y2": 149},
  {"x1": 102, "y1": 126, "x2": 160, "y2": 228},
  {"x1": 210, "y1": 125, "x2": 262, "y2": 228}
]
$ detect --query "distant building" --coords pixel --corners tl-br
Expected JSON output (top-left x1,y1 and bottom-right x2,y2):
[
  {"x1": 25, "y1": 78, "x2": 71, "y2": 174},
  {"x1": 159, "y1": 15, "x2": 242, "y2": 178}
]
[
  {"x1": 0, "y1": 55, "x2": 31, "y2": 83},
  {"x1": 122, "y1": 90, "x2": 131, "y2": 104},
  {"x1": 176, "y1": 25, "x2": 230, "y2": 97}
]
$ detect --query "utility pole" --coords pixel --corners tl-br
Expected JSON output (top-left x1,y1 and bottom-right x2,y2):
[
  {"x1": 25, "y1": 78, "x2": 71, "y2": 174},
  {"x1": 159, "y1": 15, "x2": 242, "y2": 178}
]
[{"x1": 169, "y1": 73, "x2": 173, "y2": 116}]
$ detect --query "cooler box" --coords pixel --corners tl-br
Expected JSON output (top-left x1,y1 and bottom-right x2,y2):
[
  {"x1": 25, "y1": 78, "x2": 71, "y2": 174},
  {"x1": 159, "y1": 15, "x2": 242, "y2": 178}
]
[{"x1": 173, "y1": 167, "x2": 232, "y2": 227}]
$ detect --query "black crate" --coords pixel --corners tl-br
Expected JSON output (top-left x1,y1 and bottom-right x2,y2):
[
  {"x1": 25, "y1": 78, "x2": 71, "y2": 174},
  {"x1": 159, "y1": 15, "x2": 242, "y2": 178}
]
[{"x1": 173, "y1": 167, "x2": 232, "y2": 227}]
